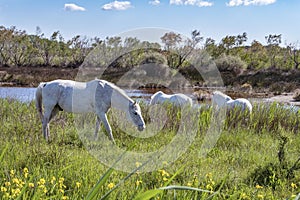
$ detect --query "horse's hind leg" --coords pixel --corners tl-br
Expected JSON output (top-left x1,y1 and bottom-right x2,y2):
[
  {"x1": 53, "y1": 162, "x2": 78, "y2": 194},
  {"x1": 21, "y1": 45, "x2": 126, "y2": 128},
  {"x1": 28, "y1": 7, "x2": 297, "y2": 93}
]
[
  {"x1": 42, "y1": 105, "x2": 57, "y2": 141},
  {"x1": 49, "y1": 106, "x2": 60, "y2": 121},
  {"x1": 94, "y1": 116, "x2": 100, "y2": 139}
]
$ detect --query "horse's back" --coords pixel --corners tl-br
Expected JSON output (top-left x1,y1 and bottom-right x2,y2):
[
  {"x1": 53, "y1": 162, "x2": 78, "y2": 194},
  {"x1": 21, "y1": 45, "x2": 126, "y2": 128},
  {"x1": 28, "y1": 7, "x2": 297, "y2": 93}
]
[
  {"x1": 228, "y1": 98, "x2": 252, "y2": 111},
  {"x1": 171, "y1": 94, "x2": 192, "y2": 106},
  {"x1": 41, "y1": 79, "x2": 98, "y2": 113}
]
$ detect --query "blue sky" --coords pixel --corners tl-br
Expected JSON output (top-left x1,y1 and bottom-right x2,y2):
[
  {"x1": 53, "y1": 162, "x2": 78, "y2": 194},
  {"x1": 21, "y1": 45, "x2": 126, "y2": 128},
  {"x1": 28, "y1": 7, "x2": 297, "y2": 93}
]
[{"x1": 1, "y1": 0, "x2": 300, "y2": 45}]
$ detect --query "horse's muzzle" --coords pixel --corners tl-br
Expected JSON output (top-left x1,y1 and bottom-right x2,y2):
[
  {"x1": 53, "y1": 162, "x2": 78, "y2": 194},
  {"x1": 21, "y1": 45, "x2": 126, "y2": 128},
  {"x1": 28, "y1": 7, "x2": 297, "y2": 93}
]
[{"x1": 138, "y1": 125, "x2": 145, "y2": 131}]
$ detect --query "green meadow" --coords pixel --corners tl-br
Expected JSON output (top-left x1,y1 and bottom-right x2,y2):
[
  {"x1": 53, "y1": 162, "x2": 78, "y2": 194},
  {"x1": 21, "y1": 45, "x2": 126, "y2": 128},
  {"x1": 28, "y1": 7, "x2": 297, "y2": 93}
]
[{"x1": 1, "y1": 98, "x2": 300, "y2": 199}]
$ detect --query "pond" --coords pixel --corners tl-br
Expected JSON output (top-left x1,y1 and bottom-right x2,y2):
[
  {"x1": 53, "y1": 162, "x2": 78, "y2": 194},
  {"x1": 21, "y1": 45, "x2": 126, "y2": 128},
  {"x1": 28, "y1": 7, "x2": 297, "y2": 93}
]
[
  {"x1": 0, "y1": 87, "x2": 195, "y2": 103},
  {"x1": 0, "y1": 87, "x2": 299, "y2": 113}
]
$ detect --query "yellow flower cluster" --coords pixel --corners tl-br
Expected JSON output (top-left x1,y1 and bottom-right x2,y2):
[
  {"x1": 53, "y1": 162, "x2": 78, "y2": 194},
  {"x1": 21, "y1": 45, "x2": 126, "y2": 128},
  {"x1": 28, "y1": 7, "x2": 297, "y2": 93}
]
[
  {"x1": 1, "y1": 167, "x2": 82, "y2": 199},
  {"x1": 107, "y1": 182, "x2": 115, "y2": 189},
  {"x1": 158, "y1": 169, "x2": 170, "y2": 182},
  {"x1": 136, "y1": 180, "x2": 143, "y2": 187},
  {"x1": 205, "y1": 173, "x2": 215, "y2": 191}
]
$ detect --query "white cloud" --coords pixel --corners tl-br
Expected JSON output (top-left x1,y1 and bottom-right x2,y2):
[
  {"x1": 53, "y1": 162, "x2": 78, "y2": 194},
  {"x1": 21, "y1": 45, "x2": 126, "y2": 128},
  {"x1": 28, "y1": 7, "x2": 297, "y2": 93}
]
[
  {"x1": 64, "y1": 3, "x2": 86, "y2": 11},
  {"x1": 102, "y1": 1, "x2": 132, "y2": 10},
  {"x1": 226, "y1": 0, "x2": 276, "y2": 6},
  {"x1": 149, "y1": 0, "x2": 161, "y2": 6},
  {"x1": 170, "y1": 0, "x2": 213, "y2": 7}
]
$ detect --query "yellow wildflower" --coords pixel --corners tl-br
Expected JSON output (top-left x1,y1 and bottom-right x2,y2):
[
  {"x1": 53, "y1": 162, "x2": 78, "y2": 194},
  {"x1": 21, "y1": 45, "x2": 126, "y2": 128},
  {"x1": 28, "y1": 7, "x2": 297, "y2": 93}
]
[
  {"x1": 28, "y1": 183, "x2": 34, "y2": 188},
  {"x1": 163, "y1": 177, "x2": 168, "y2": 182},
  {"x1": 240, "y1": 193, "x2": 249, "y2": 200},
  {"x1": 59, "y1": 189, "x2": 65, "y2": 194},
  {"x1": 4, "y1": 182, "x2": 11, "y2": 187},
  {"x1": 23, "y1": 167, "x2": 29, "y2": 174},
  {"x1": 257, "y1": 194, "x2": 264, "y2": 199},
  {"x1": 1, "y1": 186, "x2": 7, "y2": 192},
  {"x1": 12, "y1": 178, "x2": 20, "y2": 185},
  {"x1": 159, "y1": 169, "x2": 169, "y2": 177},
  {"x1": 38, "y1": 178, "x2": 46, "y2": 185},
  {"x1": 59, "y1": 177, "x2": 64, "y2": 184},
  {"x1": 10, "y1": 170, "x2": 15, "y2": 176},
  {"x1": 76, "y1": 182, "x2": 81, "y2": 188},
  {"x1": 206, "y1": 184, "x2": 213, "y2": 191},
  {"x1": 12, "y1": 188, "x2": 21, "y2": 196},
  {"x1": 256, "y1": 184, "x2": 263, "y2": 189},
  {"x1": 291, "y1": 183, "x2": 297, "y2": 189},
  {"x1": 38, "y1": 185, "x2": 46, "y2": 190},
  {"x1": 187, "y1": 182, "x2": 192, "y2": 187},
  {"x1": 135, "y1": 162, "x2": 142, "y2": 168},
  {"x1": 107, "y1": 183, "x2": 115, "y2": 189},
  {"x1": 136, "y1": 180, "x2": 142, "y2": 186},
  {"x1": 62, "y1": 196, "x2": 69, "y2": 200},
  {"x1": 23, "y1": 168, "x2": 29, "y2": 178},
  {"x1": 206, "y1": 173, "x2": 212, "y2": 178},
  {"x1": 51, "y1": 176, "x2": 56, "y2": 184}
]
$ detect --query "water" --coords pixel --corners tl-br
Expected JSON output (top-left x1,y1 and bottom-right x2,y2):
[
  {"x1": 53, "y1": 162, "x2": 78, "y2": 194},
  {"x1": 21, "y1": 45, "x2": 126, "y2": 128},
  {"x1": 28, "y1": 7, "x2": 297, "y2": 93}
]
[
  {"x1": 0, "y1": 87, "x2": 193, "y2": 102},
  {"x1": 0, "y1": 87, "x2": 298, "y2": 112},
  {"x1": 0, "y1": 87, "x2": 36, "y2": 102}
]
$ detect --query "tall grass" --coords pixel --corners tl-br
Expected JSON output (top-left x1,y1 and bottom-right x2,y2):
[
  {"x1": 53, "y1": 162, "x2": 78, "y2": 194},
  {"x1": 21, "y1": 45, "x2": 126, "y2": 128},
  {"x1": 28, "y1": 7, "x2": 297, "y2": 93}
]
[{"x1": 0, "y1": 98, "x2": 300, "y2": 199}]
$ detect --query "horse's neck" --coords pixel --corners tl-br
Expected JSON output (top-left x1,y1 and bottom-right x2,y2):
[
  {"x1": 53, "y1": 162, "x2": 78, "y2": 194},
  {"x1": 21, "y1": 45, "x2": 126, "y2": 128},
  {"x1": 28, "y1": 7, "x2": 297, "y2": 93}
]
[{"x1": 111, "y1": 88, "x2": 133, "y2": 111}]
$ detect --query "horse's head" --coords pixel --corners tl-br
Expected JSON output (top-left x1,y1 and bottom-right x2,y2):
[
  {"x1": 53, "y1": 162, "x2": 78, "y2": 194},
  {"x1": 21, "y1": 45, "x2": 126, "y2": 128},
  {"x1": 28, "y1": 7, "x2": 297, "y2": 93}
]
[{"x1": 128, "y1": 101, "x2": 145, "y2": 131}]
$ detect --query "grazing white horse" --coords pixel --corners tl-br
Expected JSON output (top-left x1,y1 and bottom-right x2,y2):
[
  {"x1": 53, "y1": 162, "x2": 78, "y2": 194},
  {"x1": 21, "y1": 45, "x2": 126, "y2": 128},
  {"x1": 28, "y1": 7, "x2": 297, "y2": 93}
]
[
  {"x1": 149, "y1": 91, "x2": 193, "y2": 107},
  {"x1": 35, "y1": 79, "x2": 146, "y2": 142},
  {"x1": 212, "y1": 91, "x2": 252, "y2": 113}
]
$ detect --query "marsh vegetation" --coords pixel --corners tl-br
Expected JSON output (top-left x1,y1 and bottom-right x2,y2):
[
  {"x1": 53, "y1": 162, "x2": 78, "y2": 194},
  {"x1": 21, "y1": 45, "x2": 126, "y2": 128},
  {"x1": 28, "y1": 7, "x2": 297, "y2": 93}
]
[{"x1": 0, "y1": 98, "x2": 300, "y2": 199}]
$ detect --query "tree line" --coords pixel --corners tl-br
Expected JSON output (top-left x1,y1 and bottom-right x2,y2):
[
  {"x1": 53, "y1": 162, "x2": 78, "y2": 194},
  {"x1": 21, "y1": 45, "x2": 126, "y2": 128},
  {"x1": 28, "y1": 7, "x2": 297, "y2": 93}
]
[{"x1": 0, "y1": 26, "x2": 299, "y2": 70}]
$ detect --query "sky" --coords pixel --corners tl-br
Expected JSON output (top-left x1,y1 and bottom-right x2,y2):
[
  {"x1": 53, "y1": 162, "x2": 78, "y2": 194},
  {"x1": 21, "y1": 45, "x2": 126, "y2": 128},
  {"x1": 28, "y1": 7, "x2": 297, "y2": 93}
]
[{"x1": 1, "y1": 0, "x2": 300, "y2": 45}]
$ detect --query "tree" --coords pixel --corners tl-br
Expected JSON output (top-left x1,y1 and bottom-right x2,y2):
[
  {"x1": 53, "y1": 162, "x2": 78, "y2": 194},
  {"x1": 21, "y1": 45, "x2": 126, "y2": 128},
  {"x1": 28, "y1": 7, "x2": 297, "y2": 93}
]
[
  {"x1": 286, "y1": 42, "x2": 300, "y2": 69},
  {"x1": 0, "y1": 26, "x2": 14, "y2": 66},
  {"x1": 265, "y1": 34, "x2": 282, "y2": 68},
  {"x1": 247, "y1": 40, "x2": 268, "y2": 69},
  {"x1": 161, "y1": 32, "x2": 182, "y2": 51},
  {"x1": 68, "y1": 35, "x2": 91, "y2": 66},
  {"x1": 160, "y1": 30, "x2": 203, "y2": 68},
  {"x1": 236, "y1": 32, "x2": 248, "y2": 47}
]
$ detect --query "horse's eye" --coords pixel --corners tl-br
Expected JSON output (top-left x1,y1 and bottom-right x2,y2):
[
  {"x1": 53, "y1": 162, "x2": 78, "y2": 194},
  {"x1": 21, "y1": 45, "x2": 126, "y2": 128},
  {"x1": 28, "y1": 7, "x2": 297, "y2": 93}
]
[{"x1": 134, "y1": 112, "x2": 138, "y2": 115}]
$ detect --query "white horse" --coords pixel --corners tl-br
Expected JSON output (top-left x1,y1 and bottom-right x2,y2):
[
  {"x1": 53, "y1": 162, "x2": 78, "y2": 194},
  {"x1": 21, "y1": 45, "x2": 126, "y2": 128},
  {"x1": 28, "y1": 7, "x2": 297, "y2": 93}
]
[
  {"x1": 35, "y1": 79, "x2": 146, "y2": 142},
  {"x1": 212, "y1": 91, "x2": 252, "y2": 113},
  {"x1": 149, "y1": 91, "x2": 193, "y2": 107}
]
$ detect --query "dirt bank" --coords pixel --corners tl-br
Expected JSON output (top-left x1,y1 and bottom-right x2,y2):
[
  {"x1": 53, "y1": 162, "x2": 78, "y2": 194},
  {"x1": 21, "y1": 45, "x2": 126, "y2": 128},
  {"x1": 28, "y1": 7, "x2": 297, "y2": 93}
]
[{"x1": 0, "y1": 66, "x2": 299, "y2": 93}]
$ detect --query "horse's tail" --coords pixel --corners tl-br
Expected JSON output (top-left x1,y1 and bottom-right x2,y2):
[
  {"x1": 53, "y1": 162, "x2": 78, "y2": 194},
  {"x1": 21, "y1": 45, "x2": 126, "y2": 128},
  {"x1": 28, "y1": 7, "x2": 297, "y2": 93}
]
[{"x1": 35, "y1": 82, "x2": 46, "y2": 121}]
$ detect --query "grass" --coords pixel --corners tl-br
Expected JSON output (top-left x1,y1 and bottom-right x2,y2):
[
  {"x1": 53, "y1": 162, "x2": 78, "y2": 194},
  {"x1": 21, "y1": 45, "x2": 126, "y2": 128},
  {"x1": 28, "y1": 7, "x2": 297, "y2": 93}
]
[{"x1": 0, "y1": 98, "x2": 300, "y2": 199}]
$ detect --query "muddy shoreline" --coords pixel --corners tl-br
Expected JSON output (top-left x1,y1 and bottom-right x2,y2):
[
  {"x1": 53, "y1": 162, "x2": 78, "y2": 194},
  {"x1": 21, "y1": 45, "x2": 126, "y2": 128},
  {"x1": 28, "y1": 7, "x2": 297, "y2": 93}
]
[{"x1": 0, "y1": 66, "x2": 299, "y2": 106}]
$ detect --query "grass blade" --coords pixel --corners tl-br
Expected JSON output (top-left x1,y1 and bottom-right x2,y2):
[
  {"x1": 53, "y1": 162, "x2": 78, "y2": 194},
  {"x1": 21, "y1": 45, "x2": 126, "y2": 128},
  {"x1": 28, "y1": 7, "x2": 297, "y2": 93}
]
[
  {"x1": 85, "y1": 167, "x2": 114, "y2": 200},
  {"x1": 0, "y1": 144, "x2": 9, "y2": 163},
  {"x1": 133, "y1": 189, "x2": 163, "y2": 200}
]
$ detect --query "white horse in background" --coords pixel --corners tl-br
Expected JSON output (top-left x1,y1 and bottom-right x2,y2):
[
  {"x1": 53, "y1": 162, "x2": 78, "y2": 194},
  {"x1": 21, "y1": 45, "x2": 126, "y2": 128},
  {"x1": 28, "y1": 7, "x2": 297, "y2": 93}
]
[
  {"x1": 149, "y1": 91, "x2": 193, "y2": 107},
  {"x1": 212, "y1": 91, "x2": 252, "y2": 113},
  {"x1": 35, "y1": 79, "x2": 146, "y2": 143}
]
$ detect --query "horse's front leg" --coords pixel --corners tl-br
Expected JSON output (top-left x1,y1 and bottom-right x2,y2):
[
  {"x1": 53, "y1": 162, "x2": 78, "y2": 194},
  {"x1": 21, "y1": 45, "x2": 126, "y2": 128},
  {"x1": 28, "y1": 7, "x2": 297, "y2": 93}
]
[{"x1": 97, "y1": 113, "x2": 115, "y2": 144}]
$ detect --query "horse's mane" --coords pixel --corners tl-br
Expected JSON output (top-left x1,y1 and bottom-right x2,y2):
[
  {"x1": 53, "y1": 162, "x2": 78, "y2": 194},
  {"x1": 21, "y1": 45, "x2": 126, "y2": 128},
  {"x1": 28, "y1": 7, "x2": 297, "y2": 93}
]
[{"x1": 99, "y1": 79, "x2": 133, "y2": 102}]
